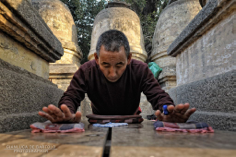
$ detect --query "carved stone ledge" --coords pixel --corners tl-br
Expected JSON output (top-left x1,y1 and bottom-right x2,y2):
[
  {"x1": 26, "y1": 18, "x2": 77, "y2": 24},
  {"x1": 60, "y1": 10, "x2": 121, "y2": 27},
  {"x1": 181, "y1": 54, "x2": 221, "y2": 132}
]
[
  {"x1": 0, "y1": 0, "x2": 63, "y2": 62},
  {"x1": 167, "y1": 0, "x2": 235, "y2": 57}
]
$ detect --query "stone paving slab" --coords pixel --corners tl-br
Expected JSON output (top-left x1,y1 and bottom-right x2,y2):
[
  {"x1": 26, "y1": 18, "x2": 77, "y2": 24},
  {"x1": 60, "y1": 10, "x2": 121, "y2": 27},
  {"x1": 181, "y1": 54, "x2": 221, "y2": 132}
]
[
  {"x1": 0, "y1": 120, "x2": 108, "y2": 157},
  {"x1": 110, "y1": 120, "x2": 236, "y2": 157},
  {"x1": 1, "y1": 120, "x2": 235, "y2": 157}
]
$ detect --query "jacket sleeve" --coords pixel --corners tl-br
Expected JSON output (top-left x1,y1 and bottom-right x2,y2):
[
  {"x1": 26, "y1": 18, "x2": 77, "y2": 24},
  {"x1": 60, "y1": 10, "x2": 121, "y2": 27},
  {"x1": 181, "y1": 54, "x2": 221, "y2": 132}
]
[
  {"x1": 58, "y1": 66, "x2": 88, "y2": 114},
  {"x1": 141, "y1": 64, "x2": 174, "y2": 111}
]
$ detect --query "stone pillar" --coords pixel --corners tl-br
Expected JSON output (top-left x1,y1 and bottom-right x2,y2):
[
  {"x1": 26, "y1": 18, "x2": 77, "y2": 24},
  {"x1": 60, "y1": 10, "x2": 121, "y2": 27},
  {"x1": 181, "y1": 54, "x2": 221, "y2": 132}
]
[
  {"x1": 150, "y1": 0, "x2": 201, "y2": 91},
  {"x1": 32, "y1": 0, "x2": 83, "y2": 91},
  {"x1": 167, "y1": 0, "x2": 235, "y2": 131},
  {"x1": 0, "y1": 0, "x2": 64, "y2": 132}
]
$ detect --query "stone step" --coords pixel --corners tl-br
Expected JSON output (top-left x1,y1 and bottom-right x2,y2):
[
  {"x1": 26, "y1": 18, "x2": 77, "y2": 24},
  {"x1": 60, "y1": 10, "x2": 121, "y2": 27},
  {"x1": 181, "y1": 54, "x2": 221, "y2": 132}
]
[
  {"x1": 168, "y1": 70, "x2": 235, "y2": 131},
  {"x1": 0, "y1": 59, "x2": 64, "y2": 132},
  {"x1": 169, "y1": 70, "x2": 235, "y2": 113},
  {"x1": 190, "y1": 111, "x2": 236, "y2": 131}
]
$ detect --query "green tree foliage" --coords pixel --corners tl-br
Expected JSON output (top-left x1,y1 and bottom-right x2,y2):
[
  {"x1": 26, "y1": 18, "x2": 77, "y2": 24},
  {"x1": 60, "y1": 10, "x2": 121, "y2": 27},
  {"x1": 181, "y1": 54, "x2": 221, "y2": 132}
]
[
  {"x1": 60, "y1": 0, "x2": 168, "y2": 63},
  {"x1": 60, "y1": 0, "x2": 107, "y2": 64}
]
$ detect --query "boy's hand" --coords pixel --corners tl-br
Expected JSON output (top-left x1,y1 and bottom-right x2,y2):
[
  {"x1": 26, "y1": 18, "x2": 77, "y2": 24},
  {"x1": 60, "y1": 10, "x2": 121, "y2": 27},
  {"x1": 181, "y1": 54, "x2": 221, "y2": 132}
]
[
  {"x1": 38, "y1": 104, "x2": 81, "y2": 123},
  {"x1": 155, "y1": 103, "x2": 196, "y2": 123}
]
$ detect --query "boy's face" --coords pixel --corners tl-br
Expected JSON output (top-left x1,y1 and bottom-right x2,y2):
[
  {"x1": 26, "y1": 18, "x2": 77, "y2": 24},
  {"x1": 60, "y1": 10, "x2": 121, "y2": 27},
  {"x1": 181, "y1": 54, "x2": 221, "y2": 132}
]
[{"x1": 94, "y1": 45, "x2": 132, "y2": 82}]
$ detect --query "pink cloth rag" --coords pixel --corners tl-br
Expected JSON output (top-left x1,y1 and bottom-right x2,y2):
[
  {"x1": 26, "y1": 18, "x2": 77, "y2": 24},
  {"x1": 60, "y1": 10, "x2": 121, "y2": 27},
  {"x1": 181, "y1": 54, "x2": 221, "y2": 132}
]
[
  {"x1": 30, "y1": 121, "x2": 85, "y2": 133},
  {"x1": 154, "y1": 121, "x2": 214, "y2": 133}
]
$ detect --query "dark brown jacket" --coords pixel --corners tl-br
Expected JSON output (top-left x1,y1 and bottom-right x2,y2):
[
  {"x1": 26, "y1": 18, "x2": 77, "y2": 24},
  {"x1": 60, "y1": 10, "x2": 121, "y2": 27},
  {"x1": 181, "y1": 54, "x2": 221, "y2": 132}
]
[{"x1": 58, "y1": 59, "x2": 174, "y2": 115}]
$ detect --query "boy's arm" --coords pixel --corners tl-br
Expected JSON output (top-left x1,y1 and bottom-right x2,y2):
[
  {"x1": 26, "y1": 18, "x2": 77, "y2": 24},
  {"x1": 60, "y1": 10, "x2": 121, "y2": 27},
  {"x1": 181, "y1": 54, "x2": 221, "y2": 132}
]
[
  {"x1": 39, "y1": 67, "x2": 88, "y2": 123},
  {"x1": 58, "y1": 67, "x2": 88, "y2": 114}
]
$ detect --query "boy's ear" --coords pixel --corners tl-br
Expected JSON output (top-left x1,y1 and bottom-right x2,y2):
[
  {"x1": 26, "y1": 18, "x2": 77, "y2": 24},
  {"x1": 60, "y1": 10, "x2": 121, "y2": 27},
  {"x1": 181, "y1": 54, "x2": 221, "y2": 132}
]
[
  {"x1": 94, "y1": 53, "x2": 99, "y2": 64},
  {"x1": 127, "y1": 53, "x2": 132, "y2": 65}
]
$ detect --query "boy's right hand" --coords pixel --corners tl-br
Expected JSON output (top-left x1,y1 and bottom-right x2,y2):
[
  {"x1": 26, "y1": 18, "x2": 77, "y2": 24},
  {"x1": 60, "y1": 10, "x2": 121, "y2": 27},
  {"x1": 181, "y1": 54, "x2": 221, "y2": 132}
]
[{"x1": 38, "y1": 104, "x2": 81, "y2": 123}]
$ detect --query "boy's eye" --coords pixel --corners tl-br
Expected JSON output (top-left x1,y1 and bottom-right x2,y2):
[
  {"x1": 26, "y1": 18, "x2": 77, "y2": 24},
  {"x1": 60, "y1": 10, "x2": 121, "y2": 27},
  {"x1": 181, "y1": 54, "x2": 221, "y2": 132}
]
[
  {"x1": 116, "y1": 65, "x2": 122, "y2": 68},
  {"x1": 116, "y1": 63, "x2": 124, "y2": 67}
]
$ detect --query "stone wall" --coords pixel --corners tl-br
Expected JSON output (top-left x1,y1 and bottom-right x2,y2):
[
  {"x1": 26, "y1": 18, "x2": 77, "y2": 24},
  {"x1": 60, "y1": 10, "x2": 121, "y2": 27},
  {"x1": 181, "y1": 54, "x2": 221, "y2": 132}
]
[
  {"x1": 151, "y1": 0, "x2": 202, "y2": 91},
  {"x1": 0, "y1": 58, "x2": 64, "y2": 132},
  {"x1": 175, "y1": 12, "x2": 235, "y2": 86},
  {"x1": 0, "y1": 31, "x2": 49, "y2": 79},
  {"x1": 0, "y1": 0, "x2": 63, "y2": 79},
  {"x1": 0, "y1": 0, "x2": 64, "y2": 132},
  {"x1": 168, "y1": 70, "x2": 236, "y2": 131},
  {"x1": 167, "y1": 0, "x2": 236, "y2": 131}
]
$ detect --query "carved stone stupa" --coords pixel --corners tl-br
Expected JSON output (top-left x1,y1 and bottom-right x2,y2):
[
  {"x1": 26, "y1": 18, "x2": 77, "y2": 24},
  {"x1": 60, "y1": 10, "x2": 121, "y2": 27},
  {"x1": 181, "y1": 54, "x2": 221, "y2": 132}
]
[
  {"x1": 32, "y1": 0, "x2": 83, "y2": 90},
  {"x1": 150, "y1": 0, "x2": 202, "y2": 91},
  {"x1": 88, "y1": 1, "x2": 147, "y2": 62}
]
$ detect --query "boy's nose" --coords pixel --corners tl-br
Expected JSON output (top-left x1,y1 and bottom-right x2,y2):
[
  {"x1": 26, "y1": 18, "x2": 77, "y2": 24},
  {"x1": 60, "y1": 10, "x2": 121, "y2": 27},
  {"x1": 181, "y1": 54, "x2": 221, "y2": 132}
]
[{"x1": 109, "y1": 67, "x2": 117, "y2": 77}]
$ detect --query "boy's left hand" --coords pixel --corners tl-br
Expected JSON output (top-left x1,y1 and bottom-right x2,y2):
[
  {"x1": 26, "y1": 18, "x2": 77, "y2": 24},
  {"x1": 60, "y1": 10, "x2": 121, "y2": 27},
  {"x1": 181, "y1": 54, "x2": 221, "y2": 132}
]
[{"x1": 155, "y1": 103, "x2": 196, "y2": 123}]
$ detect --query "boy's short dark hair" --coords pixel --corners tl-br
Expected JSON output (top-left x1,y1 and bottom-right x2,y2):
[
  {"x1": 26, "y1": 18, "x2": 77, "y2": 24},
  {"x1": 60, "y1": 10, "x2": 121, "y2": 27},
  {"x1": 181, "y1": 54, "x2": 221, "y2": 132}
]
[{"x1": 96, "y1": 30, "x2": 130, "y2": 57}]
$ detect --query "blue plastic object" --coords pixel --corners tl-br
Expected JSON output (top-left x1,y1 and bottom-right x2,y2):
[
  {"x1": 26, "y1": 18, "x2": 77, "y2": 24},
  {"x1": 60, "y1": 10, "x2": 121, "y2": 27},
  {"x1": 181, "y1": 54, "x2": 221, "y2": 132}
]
[
  {"x1": 93, "y1": 122, "x2": 128, "y2": 128},
  {"x1": 163, "y1": 105, "x2": 169, "y2": 115}
]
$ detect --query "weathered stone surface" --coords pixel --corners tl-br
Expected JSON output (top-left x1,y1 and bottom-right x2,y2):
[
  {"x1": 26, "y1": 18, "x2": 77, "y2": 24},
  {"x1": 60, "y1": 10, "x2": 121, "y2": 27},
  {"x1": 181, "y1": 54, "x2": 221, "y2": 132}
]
[
  {"x1": 32, "y1": 0, "x2": 83, "y2": 91},
  {"x1": 167, "y1": 0, "x2": 235, "y2": 131},
  {"x1": 80, "y1": 95, "x2": 93, "y2": 121},
  {"x1": 151, "y1": 0, "x2": 202, "y2": 60},
  {"x1": 111, "y1": 120, "x2": 236, "y2": 157},
  {"x1": 168, "y1": 70, "x2": 236, "y2": 130},
  {"x1": 169, "y1": 0, "x2": 235, "y2": 85},
  {"x1": 0, "y1": 31, "x2": 49, "y2": 79},
  {"x1": 49, "y1": 63, "x2": 78, "y2": 90},
  {"x1": 167, "y1": 0, "x2": 235, "y2": 57},
  {"x1": 54, "y1": 49, "x2": 81, "y2": 68},
  {"x1": 0, "y1": 58, "x2": 64, "y2": 132},
  {"x1": 158, "y1": 66, "x2": 177, "y2": 91},
  {"x1": 49, "y1": 64, "x2": 78, "y2": 75},
  {"x1": 0, "y1": 0, "x2": 63, "y2": 62},
  {"x1": 0, "y1": 120, "x2": 108, "y2": 157},
  {"x1": 32, "y1": 0, "x2": 83, "y2": 62},
  {"x1": 190, "y1": 111, "x2": 236, "y2": 131},
  {"x1": 88, "y1": 2, "x2": 147, "y2": 62},
  {"x1": 177, "y1": 14, "x2": 234, "y2": 85},
  {"x1": 50, "y1": 78, "x2": 71, "y2": 91},
  {"x1": 151, "y1": 0, "x2": 201, "y2": 91},
  {"x1": 139, "y1": 93, "x2": 155, "y2": 119},
  {"x1": 0, "y1": 113, "x2": 45, "y2": 133}
]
